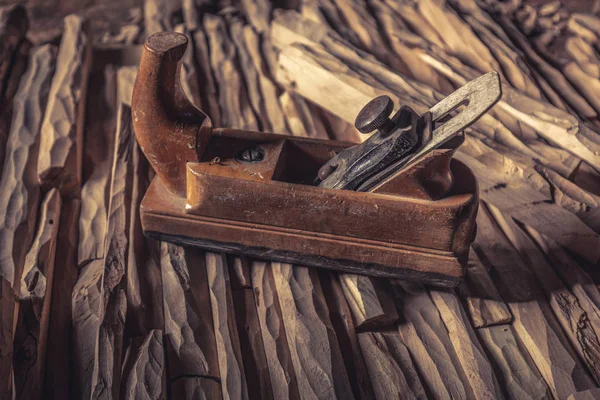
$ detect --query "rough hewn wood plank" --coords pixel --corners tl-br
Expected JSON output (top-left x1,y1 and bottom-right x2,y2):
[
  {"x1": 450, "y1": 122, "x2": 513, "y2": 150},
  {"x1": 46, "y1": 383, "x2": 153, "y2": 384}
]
[
  {"x1": 0, "y1": 4, "x2": 28, "y2": 105},
  {"x1": 161, "y1": 243, "x2": 221, "y2": 398},
  {"x1": 271, "y1": 263, "x2": 354, "y2": 400},
  {"x1": 121, "y1": 329, "x2": 165, "y2": 400},
  {"x1": 487, "y1": 202, "x2": 600, "y2": 384},
  {"x1": 568, "y1": 388, "x2": 600, "y2": 400},
  {"x1": 339, "y1": 274, "x2": 398, "y2": 332},
  {"x1": 393, "y1": 281, "x2": 468, "y2": 399},
  {"x1": 0, "y1": 44, "x2": 56, "y2": 285},
  {"x1": 357, "y1": 330, "x2": 427, "y2": 399},
  {"x1": 203, "y1": 14, "x2": 258, "y2": 130},
  {"x1": 474, "y1": 203, "x2": 597, "y2": 398},
  {"x1": 44, "y1": 198, "x2": 81, "y2": 400},
  {"x1": 37, "y1": 14, "x2": 92, "y2": 196},
  {"x1": 229, "y1": 257, "x2": 273, "y2": 399},
  {"x1": 476, "y1": 324, "x2": 552, "y2": 399},
  {"x1": 0, "y1": 276, "x2": 14, "y2": 398},
  {"x1": 78, "y1": 65, "x2": 117, "y2": 267},
  {"x1": 461, "y1": 248, "x2": 512, "y2": 328},
  {"x1": 318, "y1": 271, "x2": 375, "y2": 400},
  {"x1": 429, "y1": 288, "x2": 505, "y2": 399},
  {"x1": 0, "y1": 38, "x2": 30, "y2": 177},
  {"x1": 206, "y1": 252, "x2": 249, "y2": 400},
  {"x1": 191, "y1": 28, "x2": 221, "y2": 126},
  {"x1": 250, "y1": 261, "x2": 300, "y2": 399},
  {"x1": 13, "y1": 188, "x2": 61, "y2": 400}
]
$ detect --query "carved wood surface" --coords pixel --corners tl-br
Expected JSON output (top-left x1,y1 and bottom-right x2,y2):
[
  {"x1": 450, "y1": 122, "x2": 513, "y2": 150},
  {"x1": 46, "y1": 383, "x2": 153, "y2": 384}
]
[
  {"x1": 0, "y1": 44, "x2": 56, "y2": 286},
  {"x1": 13, "y1": 188, "x2": 61, "y2": 400},
  {"x1": 5, "y1": 1, "x2": 600, "y2": 398},
  {"x1": 37, "y1": 14, "x2": 92, "y2": 196}
]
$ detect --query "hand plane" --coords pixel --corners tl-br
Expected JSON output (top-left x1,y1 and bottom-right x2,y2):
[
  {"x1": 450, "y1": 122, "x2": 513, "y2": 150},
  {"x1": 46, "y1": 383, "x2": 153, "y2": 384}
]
[{"x1": 132, "y1": 32, "x2": 502, "y2": 287}]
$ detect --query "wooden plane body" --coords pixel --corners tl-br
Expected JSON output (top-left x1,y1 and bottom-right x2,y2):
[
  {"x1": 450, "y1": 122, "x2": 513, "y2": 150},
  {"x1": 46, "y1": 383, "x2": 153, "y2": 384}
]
[
  {"x1": 132, "y1": 31, "x2": 478, "y2": 287},
  {"x1": 140, "y1": 128, "x2": 478, "y2": 286}
]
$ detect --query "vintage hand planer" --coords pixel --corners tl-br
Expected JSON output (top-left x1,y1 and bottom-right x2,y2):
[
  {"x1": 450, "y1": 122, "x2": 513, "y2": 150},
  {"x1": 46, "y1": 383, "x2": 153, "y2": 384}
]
[{"x1": 132, "y1": 32, "x2": 502, "y2": 287}]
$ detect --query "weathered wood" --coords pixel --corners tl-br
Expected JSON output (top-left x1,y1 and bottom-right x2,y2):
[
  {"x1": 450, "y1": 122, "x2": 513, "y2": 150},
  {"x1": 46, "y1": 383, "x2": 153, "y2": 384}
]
[
  {"x1": 487, "y1": 202, "x2": 600, "y2": 384},
  {"x1": 0, "y1": 4, "x2": 28, "y2": 105},
  {"x1": 160, "y1": 243, "x2": 221, "y2": 399},
  {"x1": 78, "y1": 65, "x2": 117, "y2": 266},
  {"x1": 206, "y1": 252, "x2": 249, "y2": 400},
  {"x1": 228, "y1": 257, "x2": 273, "y2": 399},
  {"x1": 0, "y1": 44, "x2": 55, "y2": 286},
  {"x1": 318, "y1": 271, "x2": 375, "y2": 400},
  {"x1": 204, "y1": 14, "x2": 258, "y2": 130},
  {"x1": 339, "y1": 274, "x2": 398, "y2": 332},
  {"x1": 175, "y1": 24, "x2": 202, "y2": 109},
  {"x1": 72, "y1": 258, "x2": 104, "y2": 399},
  {"x1": 241, "y1": 0, "x2": 271, "y2": 33},
  {"x1": 230, "y1": 18, "x2": 270, "y2": 132},
  {"x1": 357, "y1": 330, "x2": 427, "y2": 399},
  {"x1": 429, "y1": 288, "x2": 505, "y2": 399},
  {"x1": 121, "y1": 329, "x2": 165, "y2": 400},
  {"x1": 250, "y1": 261, "x2": 300, "y2": 399},
  {"x1": 191, "y1": 29, "x2": 221, "y2": 125},
  {"x1": 92, "y1": 103, "x2": 137, "y2": 399},
  {"x1": 474, "y1": 202, "x2": 597, "y2": 398},
  {"x1": 0, "y1": 39, "x2": 30, "y2": 177},
  {"x1": 144, "y1": 0, "x2": 174, "y2": 35},
  {"x1": 125, "y1": 121, "x2": 164, "y2": 341},
  {"x1": 13, "y1": 188, "x2": 62, "y2": 399},
  {"x1": 568, "y1": 388, "x2": 600, "y2": 400},
  {"x1": 476, "y1": 323, "x2": 552, "y2": 399},
  {"x1": 44, "y1": 198, "x2": 81, "y2": 400},
  {"x1": 393, "y1": 281, "x2": 468, "y2": 399},
  {"x1": 279, "y1": 91, "x2": 325, "y2": 138},
  {"x1": 37, "y1": 14, "x2": 92, "y2": 196},
  {"x1": 461, "y1": 248, "x2": 512, "y2": 328},
  {"x1": 271, "y1": 263, "x2": 354, "y2": 399},
  {"x1": 0, "y1": 276, "x2": 14, "y2": 398}
]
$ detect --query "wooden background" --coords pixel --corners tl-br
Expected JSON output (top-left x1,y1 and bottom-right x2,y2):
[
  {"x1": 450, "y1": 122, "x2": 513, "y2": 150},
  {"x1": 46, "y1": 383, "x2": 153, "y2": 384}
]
[{"x1": 1, "y1": 0, "x2": 600, "y2": 399}]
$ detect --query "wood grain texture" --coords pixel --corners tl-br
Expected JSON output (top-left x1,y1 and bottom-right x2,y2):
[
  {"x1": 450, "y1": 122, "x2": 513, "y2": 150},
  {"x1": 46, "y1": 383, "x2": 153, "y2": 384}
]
[
  {"x1": 0, "y1": 276, "x2": 14, "y2": 398},
  {"x1": 318, "y1": 271, "x2": 375, "y2": 400},
  {"x1": 474, "y1": 203, "x2": 597, "y2": 398},
  {"x1": 203, "y1": 14, "x2": 258, "y2": 130},
  {"x1": 461, "y1": 248, "x2": 512, "y2": 328},
  {"x1": 271, "y1": 262, "x2": 354, "y2": 400},
  {"x1": 339, "y1": 274, "x2": 398, "y2": 332},
  {"x1": 393, "y1": 281, "x2": 468, "y2": 399},
  {"x1": 357, "y1": 330, "x2": 427, "y2": 399},
  {"x1": 206, "y1": 252, "x2": 249, "y2": 400},
  {"x1": 161, "y1": 243, "x2": 221, "y2": 399},
  {"x1": 44, "y1": 198, "x2": 81, "y2": 400},
  {"x1": 0, "y1": 44, "x2": 56, "y2": 285},
  {"x1": 121, "y1": 330, "x2": 165, "y2": 400},
  {"x1": 174, "y1": 24, "x2": 202, "y2": 109},
  {"x1": 250, "y1": 261, "x2": 300, "y2": 400},
  {"x1": 228, "y1": 257, "x2": 273, "y2": 399},
  {"x1": 37, "y1": 14, "x2": 92, "y2": 196},
  {"x1": 191, "y1": 28, "x2": 221, "y2": 126},
  {"x1": 78, "y1": 65, "x2": 117, "y2": 266},
  {"x1": 487, "y1": 203, "x2": 600, "y2": 385},
  {"x1": 0, "y1": 38, "x2": 30, "y2": 178},
  {"x1": 568, "y1": 388, "x2": 600, "y2": 400},
  {"x1": 0, "y1": 4, "x2": 28, "y2": 105},
  {"x1": 13, "y1": 188, "x2": 61, "y2": 400},
  {"x1": 429, "y1": 288, "x2": 505, "y2": 399},
  {"x1": 476, "y1": 324, "x2": 552, "y2": 399}
]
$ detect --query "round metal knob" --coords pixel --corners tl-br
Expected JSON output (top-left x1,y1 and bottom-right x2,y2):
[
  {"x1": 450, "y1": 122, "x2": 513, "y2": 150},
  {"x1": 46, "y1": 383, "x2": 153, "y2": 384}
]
[{"x1": 355, "y1": 95, "x2": 394, "y2": 134}]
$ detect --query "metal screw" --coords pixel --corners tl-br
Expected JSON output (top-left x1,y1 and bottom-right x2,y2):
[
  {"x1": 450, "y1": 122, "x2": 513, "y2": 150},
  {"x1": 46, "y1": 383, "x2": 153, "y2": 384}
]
[
  {"x1": 237, "y1": 146, "x2": 265, "y2": 163},
  {"x1": 354, "y1": 95, "x2": 395, "y2": 135}
]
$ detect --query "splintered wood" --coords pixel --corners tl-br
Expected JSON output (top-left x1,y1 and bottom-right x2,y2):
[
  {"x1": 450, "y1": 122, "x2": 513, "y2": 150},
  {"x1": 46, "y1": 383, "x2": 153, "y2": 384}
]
[{"x1": 3, "y1": 0, "x2": 600, "y2": 399}]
